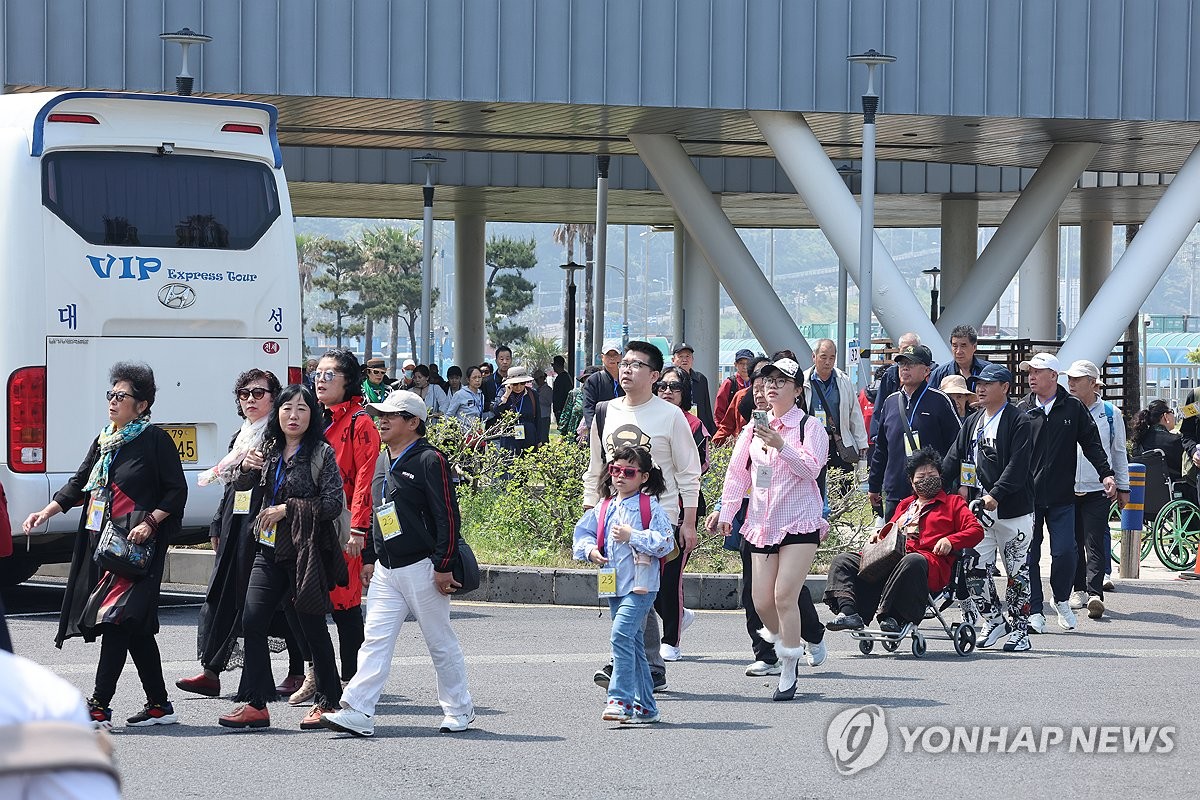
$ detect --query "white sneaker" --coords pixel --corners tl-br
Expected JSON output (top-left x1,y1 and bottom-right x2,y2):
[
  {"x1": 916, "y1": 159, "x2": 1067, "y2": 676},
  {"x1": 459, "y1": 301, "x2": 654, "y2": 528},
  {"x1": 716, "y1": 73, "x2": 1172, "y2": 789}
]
[
  {"x1": 805, "y1": 640, "x2": 827, "y2": 667},
  {"x1": 1103, "y1": 576, "x2": 1116, "y2": 592},
  {"x1": 1054, "y1": 601, "x2": 1077, "y2": 631},
  {"x1": 1087, "y1": 595, "x2": 1105, "y2": 620},
  {"x1": 320, "y1": 707, "x2": 374, "y2": 737},
  {"x1": 1028, "y1": 613, "x2": 1046, "y2": 634},
  {"x1": 660, "y1": 643, "x2": 682, "y2": 662},
  {"x1": 1069, "y1": 590, "x2": 1087, "y2": 610},
  {"x1": 1002, "y1": 628, "x2": 1031, "y2": 652},
  {"x1": 439, "y1": 711, "x2": 475, "y2": 733},
  {"x1": 979, "y1": 619, "x2": 1011, "y2": 649},
  {"x1": 680, "y1": 608, "x2": 696, "y2": 633},
  {"x1": 745, "y1": 660, "x2": 781, "y2": 676}
]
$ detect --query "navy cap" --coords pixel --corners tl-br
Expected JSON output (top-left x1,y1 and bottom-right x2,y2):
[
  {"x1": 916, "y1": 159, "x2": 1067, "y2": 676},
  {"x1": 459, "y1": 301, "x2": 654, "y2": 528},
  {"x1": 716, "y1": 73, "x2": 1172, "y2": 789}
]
[
  {"x1": 734, "y1": 348, "x2": 755, "y2": 362},
  {"x1": 975, "y1": 363, "x2": 1013, "y2": 384}
]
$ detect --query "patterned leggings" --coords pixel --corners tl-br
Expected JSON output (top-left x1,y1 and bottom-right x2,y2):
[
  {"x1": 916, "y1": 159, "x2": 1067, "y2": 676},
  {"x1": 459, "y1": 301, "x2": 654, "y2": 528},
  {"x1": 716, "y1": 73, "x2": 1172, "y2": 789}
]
[{"x1": 967, "y1": 513, "x2": 1034, "y2": 633}]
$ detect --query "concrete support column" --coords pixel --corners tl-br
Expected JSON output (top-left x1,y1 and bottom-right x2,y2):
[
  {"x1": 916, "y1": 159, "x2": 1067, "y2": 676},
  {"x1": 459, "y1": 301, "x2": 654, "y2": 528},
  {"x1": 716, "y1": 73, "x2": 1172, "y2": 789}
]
[
  {"x1": 592, "y1": 156, "x2": 610, "y2": 362},
  {"x1": 837, "y1": 258, "x2": 849, "y2": 371},
  {"x1": 1018, "y1": 216, "x2": 1060, "y2": 340},
  {"x1": 681, "y1": 228, "x2": 720, "y2": 395},
  {"x1": 1078, "y1": 220, "x2": 1114, "y2": 312},
  {"x1": 629, "y1": 133, "x2": 810, "y2": 361},
  {"x1": 671, "y1": 225, "x2": 685, "y2": 347},
  {"x1": 940, "y1": 198, "x2": 978, "y2": 308},
  {"x1": 452, "y1": 212, "x2": 486, "y2": 369}
]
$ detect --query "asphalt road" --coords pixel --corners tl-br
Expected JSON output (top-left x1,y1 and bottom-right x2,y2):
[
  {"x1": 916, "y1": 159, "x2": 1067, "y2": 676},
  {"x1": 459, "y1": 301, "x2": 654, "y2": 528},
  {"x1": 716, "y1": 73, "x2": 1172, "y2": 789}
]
[{"x1": 3, "y1": 577, "x2": 1199, "y2": 799}]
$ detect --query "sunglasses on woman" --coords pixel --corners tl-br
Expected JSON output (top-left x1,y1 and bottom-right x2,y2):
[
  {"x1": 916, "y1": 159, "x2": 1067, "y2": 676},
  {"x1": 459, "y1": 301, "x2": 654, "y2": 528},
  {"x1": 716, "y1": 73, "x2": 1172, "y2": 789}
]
[
  {"x1": 367, "y1": 368, "x2": 387, "y2": 376},
  {"x1": 607, "y1": 464, "x2": 643, "y2": 478},
  {"x1": 236, "y1": 387, "x2": 274, "y2": 400},
  {"x1": 657, "y1": 382, "x2": 685, "y2": 393},
  {"x1": 105, "y1": 390, "x2": 135, "y2": 403}
]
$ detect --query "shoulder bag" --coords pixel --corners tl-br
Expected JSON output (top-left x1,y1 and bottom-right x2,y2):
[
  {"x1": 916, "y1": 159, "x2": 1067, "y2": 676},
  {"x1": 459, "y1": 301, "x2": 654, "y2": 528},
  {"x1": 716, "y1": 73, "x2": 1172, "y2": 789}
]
[
  {"x1": 857, "y1": 520, "x2": 906, "y2": 583},
  {"x1": 310, "y1": 442, "x2": 352, "y2": 549},
  {"x1": 811, "y1": 376, "x2": 860, "y2": 463},
  {"x1": 96, "y1": 515, "x2": 154, "y2": 580}
]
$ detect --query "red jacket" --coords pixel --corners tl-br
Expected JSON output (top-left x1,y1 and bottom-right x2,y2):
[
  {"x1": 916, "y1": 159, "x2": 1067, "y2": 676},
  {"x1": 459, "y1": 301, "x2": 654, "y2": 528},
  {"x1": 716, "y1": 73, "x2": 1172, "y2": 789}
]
[
  {"x1": 890, "y1": 491, "x2": 983, "y2": 591},
  {"x1": 714, "y1": 375, "x2": 749, "y2": 429},
  {"x1": 325, "y1": 399, "x2": 382, "y2": 609},
  {"x1": 713, "y1": 386, "x2": 751, "y2": 446}
]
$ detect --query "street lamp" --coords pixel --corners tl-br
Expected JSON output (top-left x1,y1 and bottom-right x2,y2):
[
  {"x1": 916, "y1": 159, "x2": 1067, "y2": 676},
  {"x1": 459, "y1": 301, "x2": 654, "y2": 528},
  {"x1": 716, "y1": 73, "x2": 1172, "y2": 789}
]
[
  {"x1": 413, "y1": 153, "x2": 446, "y2": 365},
  {"x1": 836, "y1": 164, "x2": 861, "y2": 370},
  {"x1": 561, "y1": 261, "x2": 587, "y2": 378},
  {"x1": 847, "y1": 48, "x2": 896, "y2": 392},
  {"x1": 159, "y1": 27, "x2": 212, "y2": 96},
  {"x1": 592, "y1": 261, "x2": 630, "y2": 349},
  {"x1": 922, "y1": 266, "x2": 942, "y2": 323}
]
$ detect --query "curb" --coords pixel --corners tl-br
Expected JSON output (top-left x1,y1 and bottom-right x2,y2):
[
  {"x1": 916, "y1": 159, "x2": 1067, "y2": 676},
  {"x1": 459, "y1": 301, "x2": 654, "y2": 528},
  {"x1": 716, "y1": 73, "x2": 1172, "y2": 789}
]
[{"x1": 36, "y1": 548, "x2": 829, "y2": 611}]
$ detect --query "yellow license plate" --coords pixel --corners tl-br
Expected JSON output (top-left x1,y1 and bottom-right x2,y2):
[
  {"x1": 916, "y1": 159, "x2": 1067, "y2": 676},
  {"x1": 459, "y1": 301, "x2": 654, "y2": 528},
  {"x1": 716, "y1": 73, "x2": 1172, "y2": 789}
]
[{"x1": 160, "y1": 425, "x2": 198, "y2": 463}]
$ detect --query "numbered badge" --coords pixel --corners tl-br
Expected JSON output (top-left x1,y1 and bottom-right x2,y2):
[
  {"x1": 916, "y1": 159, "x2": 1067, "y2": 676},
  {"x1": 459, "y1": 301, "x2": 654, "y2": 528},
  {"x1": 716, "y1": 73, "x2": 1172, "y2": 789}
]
[
  {"x1": 754, "y1": 464, "x2": 773, "y2": 489},
  {"x1": 960, "y1": 462, "x2": 979, "y2": 489},
  {"x1": 904, "y1": 431, "x2": 922, "y2": 456},
  {"x1": 597, "y1": 567, "x2": 617, "y2": 598},
  {"x1": 376, "y1": 501, "x2": 402, "y2": 540},
  {"x1": 514, "y1": 426, "x2": 527, "y2": 441},
  {"x1": 232, "y1": 490, "x2": 252, "y2": 515},
  {"x1": 815, "y1": 408, "x2": 828, "y2": 428},
  {"x1": 257, "y1": 520, "x2": 277, "y2": 547},
  {"x1": 85, "y1": 491, "x2": 108, "y2": 532}
]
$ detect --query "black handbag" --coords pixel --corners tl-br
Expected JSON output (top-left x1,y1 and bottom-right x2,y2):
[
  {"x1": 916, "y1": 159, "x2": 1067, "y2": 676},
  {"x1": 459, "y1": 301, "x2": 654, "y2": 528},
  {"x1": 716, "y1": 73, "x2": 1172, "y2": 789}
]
[
  {"x1": 96, "y1": 519, "x2": 155, "y2": 580},
  {"x1": 451, "y1": 538, "x2": 481, "y2": 594},
  {"x1": 810, "y1": 377, "x2": 861, "y2": 464}
]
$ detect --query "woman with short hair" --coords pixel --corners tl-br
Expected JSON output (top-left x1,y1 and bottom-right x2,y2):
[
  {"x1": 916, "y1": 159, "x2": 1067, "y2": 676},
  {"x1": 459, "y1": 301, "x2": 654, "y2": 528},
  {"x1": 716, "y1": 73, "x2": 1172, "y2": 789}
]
[
  {"x1": 360, "y1": 358, "x2": 391, "y2": 404},
  {"x1": 445, "y1": 365, "x2": 486, "y2": 424},
  {"x1": 24, "y1": 362, "x2": 187, "y2": 730}
]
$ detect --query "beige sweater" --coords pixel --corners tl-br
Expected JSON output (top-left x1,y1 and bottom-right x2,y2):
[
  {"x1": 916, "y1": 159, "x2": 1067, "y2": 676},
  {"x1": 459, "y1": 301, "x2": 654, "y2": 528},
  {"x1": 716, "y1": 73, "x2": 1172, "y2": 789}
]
[{"x1": 582, "y1": 395, "x2": 702, "y2": 522}]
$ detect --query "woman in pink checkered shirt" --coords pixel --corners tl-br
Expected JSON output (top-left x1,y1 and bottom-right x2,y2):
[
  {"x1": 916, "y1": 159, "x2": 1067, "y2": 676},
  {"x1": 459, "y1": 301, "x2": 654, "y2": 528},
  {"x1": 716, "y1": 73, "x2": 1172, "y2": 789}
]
[{"x1": 717, "y1": 357, "x2": 828, "y2": 702}]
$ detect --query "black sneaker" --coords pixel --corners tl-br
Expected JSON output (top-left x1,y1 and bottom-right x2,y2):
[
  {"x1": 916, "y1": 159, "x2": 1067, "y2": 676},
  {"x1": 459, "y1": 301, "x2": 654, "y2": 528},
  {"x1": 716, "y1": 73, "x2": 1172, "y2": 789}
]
[
  {"x1": 126, "y1": 701, "x2": 178, "y2": 727},
  {"x1": 827, "y1": 612, "x2": 865, "y2": 631},
  {"x1": 87, "y1": 697, "x2": 113, "y2": 732},
  {"x1": 593, "y1": 664, "x2": 612, "y2": 690},
  {"x1": 652, "y1": 672, "x2": 668, "y2": 693},
  {"x1": 877, "y1": 617, "x2": 901, "y2": 634}
]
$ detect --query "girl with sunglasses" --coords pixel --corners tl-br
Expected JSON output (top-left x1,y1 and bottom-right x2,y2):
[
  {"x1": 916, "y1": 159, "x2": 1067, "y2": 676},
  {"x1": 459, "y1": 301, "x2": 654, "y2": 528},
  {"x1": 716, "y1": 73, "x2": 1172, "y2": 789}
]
[{"x1": 573, "y1": 446, "x2": 674, "y2": 725}]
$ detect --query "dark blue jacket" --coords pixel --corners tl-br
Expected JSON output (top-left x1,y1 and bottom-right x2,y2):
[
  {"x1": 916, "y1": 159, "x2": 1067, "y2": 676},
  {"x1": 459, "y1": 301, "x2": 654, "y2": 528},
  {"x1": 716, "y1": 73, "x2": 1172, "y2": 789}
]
[
  {"x1": 930, "y1": 355, "x2": 993, "y2": 393},
  {"x1": 869, "y1": 381, "x2": 962, "y2": 500}
]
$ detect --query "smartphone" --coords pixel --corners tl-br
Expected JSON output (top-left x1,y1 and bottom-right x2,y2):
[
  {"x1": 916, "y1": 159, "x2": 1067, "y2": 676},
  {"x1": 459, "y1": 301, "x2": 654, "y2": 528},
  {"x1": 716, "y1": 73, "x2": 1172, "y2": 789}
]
[{"x1": 752, "y1": 410, "x2": 769, "y2": 429}]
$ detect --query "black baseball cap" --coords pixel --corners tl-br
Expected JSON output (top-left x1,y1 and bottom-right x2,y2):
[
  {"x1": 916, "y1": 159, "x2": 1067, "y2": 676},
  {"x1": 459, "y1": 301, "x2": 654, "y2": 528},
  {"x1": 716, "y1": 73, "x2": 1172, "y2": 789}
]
[
  {"x1": 671, "y1": 342, "x2": 694, "y2": 355},
  {"x1": 893, "y1": 344, "x2": 933, "y2": 367}
]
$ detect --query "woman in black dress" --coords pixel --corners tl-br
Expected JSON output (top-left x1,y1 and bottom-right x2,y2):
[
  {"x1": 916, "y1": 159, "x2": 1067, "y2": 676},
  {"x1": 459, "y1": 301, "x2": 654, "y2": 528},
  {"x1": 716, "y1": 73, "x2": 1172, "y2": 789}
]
[{"x1": 23, "y1": 362, "x2": 187, "y2": 730}]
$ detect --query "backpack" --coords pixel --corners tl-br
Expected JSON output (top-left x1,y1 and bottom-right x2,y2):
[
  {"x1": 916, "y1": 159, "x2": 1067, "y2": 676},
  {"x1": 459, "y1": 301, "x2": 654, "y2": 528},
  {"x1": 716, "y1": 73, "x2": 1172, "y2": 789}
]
[
  {"x1": 595, "y1": 493, "x2": 656, "y2": 563},
  {"x1": 1102, "y1": 401, "x2": 1115, "y2": 447},
  {"x1": 310, "y1": 409, "x2": 365, "y2": 549}
]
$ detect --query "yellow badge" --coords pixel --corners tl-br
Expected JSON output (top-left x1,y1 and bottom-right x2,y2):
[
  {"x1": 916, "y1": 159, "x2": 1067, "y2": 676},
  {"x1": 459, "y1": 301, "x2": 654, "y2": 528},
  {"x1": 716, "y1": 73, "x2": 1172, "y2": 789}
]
[
  {"x1": 960, "y1": 462, "x2": 979, "y2": 489},
  {"x1": 85, "y1": 493, "x2": 107, "y2": 532},
  {"x1": 1182, "y1": 403, "x2": 1199, "y2": 419},
  {"x1": 514, "y1": 426, "x2": 527, "y2": 441},
  {"x1": 815, "y1": 408, "x2": 828, "y2": 428},
  {"x1": 376, "y1": 502, "x2": 402, "y2": 540},
  {"x1": 232, "y1": 490, "x2": 252, "y2": 515},
  {"x1": 904, "y1": 431, "x2": 922, "y2": 456},
  {"x1": 257, "y1": 520, "x2": 276, "y2": 547},
  {"x1": 597, "y1": 567, "x2": 617, "y2": 598}
]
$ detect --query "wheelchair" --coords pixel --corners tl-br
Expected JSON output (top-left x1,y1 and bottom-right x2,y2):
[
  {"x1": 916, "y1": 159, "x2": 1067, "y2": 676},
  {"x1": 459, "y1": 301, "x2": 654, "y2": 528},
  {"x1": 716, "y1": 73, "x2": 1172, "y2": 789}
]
[
  {"x1": 1109, "y1": 449, "x2": 1200, "y2": 572},
  {"x1": 851, "y1": 547, "x2": 981, "y2": 659}
]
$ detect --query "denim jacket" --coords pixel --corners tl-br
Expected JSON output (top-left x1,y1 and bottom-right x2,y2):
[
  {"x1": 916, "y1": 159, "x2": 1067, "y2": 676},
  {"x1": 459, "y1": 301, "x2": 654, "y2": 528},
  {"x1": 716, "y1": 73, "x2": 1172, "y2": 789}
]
[{"x1": 573, "y1": 494, "x2": 674, "y2": 596}]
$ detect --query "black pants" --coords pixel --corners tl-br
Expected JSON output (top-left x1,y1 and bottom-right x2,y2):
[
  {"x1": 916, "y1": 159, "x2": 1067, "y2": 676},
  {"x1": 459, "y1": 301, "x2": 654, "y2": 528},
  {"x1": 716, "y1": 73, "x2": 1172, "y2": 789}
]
[
  {"x1": 1074, "y1": 491, "x2": 1110, "y2": 599},
  {"x1": 655, "y1": 527, "x2": 689, "y2": 647},
  {"x1": 0, "y1": 592, "x2": 11, "y2": 653},
  {"x1": 237, "y1": 551, "x2": 341, "y2": 709},
  {"x1": 740, "y1": 540, "x2": 825, "y2": 663},
  {"x1": 331, "y1": 607, "x2": 364, "y2": 682},
  {"x1": 94, "y1": 626, "x2": 168, "y2": 707},
  {"x1": 824, "y1": 551, "x2": 930, "y2": 626}
]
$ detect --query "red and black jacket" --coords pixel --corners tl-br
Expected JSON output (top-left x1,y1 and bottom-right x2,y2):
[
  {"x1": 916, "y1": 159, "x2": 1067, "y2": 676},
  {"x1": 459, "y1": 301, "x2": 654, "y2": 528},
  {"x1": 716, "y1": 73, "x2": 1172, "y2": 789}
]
[{"x1": 363, "y1": 439, "x2": 461, "y2": 573}]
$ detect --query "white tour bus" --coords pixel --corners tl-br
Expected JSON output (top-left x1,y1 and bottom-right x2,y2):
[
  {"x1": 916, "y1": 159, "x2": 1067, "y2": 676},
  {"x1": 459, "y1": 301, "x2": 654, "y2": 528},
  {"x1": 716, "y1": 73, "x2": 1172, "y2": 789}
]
[{"x1": 0, "y1": 91, "x2": 302, "y2": 585}]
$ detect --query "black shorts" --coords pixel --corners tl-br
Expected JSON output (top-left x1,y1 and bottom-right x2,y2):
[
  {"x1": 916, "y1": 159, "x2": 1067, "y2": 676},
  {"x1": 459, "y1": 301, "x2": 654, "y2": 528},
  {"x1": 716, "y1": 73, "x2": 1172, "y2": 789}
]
[{"x1": 748, "y1": 530, "x2": 821, "y2": 554}]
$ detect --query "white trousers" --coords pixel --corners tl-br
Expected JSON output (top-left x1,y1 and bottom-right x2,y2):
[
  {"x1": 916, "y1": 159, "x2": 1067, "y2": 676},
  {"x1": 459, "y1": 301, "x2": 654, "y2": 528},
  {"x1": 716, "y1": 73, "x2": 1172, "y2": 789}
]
[{"x1": 341, "y1": 560, "x2": 473, "y2": 718}]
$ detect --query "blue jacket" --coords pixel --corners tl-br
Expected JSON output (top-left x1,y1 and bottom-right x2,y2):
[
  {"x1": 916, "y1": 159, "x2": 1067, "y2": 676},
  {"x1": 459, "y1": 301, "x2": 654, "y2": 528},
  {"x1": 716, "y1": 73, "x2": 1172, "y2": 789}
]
[
  {"x1": 929, "y1": 355, "x2": 993, "y2": 393},
  {"x1": 869, "y1": 381, "x2": 962, "y2": 500}
]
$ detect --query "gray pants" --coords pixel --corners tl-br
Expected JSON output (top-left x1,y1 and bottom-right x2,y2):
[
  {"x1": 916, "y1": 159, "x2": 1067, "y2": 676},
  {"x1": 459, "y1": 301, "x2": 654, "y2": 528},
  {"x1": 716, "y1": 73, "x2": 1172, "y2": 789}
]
[{"x1": 641, "y1": 610, "x2": 665, "y2": 673}]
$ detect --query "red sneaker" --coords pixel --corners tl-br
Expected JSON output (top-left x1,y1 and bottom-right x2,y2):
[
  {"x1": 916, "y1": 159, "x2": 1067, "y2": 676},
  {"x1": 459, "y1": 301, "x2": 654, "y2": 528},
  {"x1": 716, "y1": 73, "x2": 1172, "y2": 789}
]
[
  {"x1": 300, "y1": 704, "x2": 335, "y2": 730},
  {"x1": 218, "y1": 704, "x2": 270, "y2": 729},
  {"x1": 176, "y1": 673, "x2": 220, "y2": 697},
  {"x1": 275, "y1": 674, "x2": 304, "y2": 696}
]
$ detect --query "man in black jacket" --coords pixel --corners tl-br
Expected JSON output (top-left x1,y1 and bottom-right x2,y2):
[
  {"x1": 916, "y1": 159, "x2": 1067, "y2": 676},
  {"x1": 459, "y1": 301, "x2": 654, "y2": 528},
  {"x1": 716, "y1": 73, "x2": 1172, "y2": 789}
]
[
  {"x1": 942, "y1": 364, "x2": 1036, "y2": 652},
  {"x1": 321, "y1": 390, "x2": 475, "y2": 738},
  {"x1": 671, "y1": 342, "x2": 716, "y2": 434},
  {"x1": 1016, "y1": 353, "x2": 1116, "y2": 635},
  {"x1": 578, "y1": 346, "x2": 625, "y2": 442},
  {"x1": 869, "y1": 344, "x2": 962, "y2": 522},
  {"x1": 551, "y1": 355, "x2": 572, "y2": 422}
]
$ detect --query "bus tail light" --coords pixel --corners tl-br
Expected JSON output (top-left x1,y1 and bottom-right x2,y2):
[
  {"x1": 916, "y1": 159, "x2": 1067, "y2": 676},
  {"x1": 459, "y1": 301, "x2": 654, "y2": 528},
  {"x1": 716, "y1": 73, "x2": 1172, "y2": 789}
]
[
  {"x1": 7, "y1": 367, "x2": 46, "y2": 473},
  {"x1": 222, "y1": 123, "x2": 263, "y2": 134},
  {"x1": 47, "y1": 113, "x2": 100, "y2": 124},
  {"x1": 289, "y1": 367, "x2": 302, "y2": 385}
]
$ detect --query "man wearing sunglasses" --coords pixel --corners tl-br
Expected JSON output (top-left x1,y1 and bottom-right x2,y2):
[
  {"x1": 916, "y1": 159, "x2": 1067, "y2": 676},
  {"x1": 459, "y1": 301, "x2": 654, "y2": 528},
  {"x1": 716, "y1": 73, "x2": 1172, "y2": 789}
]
[{"x1": 582, "y1": 340, "x2": 702, "y2": 692}]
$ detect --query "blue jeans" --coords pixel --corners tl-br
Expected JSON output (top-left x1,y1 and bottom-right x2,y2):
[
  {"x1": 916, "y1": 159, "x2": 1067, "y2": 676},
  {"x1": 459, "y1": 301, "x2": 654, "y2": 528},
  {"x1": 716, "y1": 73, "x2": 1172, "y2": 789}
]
[
  {"x1": 608, "y1": 591, "x2": 658, "y2": 715},
  {"x1": 1028, "y1": 504, "x2": 1077, "y2": 614}
]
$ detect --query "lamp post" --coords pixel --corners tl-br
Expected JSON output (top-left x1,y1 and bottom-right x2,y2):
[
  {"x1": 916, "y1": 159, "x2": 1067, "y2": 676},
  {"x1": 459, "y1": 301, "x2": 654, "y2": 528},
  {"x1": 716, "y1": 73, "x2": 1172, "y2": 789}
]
[
  {"x1": 413, "y1": 153, "x2": 446, "y2": 365},
  {"x1": 594, "y1": 261, "x2": 630, "y2": 351},
  {"x1": 847, "y1": 48, "x2": 896, "y2": 392},
  {"x1": 836, "y1": 164, "x2": 861, "y2": 370},
  {"x1": 922, "y1": 266, "x2": 942, "y2": 323},
  {"x1": 561, "y1": 261, "x2": 586, "y2": 378},
  {"x1": 159, "y1": 27, "x2": 212, "y2": 96}
]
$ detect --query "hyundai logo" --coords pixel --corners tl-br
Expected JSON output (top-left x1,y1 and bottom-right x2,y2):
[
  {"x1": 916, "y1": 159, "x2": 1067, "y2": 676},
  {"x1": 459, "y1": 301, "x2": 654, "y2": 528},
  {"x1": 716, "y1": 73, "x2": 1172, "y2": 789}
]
[{"x1": 158, "y1": 283, "x2": 196, "y2": 309}]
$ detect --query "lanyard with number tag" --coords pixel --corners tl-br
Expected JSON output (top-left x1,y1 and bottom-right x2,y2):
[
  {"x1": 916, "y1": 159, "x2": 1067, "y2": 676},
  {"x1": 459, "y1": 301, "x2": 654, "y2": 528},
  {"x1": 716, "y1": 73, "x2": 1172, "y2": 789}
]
[
  {"x1": 232, "y1": 490, "x2": 253, "y2": 515},
  {"x1": 375, "y1": 501, "x2": 402, "y2": 539},
  {"x1": 597, "y1": 567, "x2": 617, "y2": 598},
  {"x1": 85, "y1": 488, "x2": 109, "y2": 532}
]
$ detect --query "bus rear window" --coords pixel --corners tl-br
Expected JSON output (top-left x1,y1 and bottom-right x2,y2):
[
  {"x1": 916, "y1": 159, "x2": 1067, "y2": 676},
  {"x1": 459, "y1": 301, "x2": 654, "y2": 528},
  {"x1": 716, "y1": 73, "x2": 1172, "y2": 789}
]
[{"x1": 42, "y1": 151, "x2": 280, "y2": 250}]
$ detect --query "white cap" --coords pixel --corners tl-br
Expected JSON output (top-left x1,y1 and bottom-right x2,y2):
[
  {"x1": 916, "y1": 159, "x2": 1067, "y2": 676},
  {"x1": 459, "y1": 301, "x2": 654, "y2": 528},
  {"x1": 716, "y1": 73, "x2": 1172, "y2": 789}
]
[
  {"x1": 364, "y1": 389, "x2": 427, "y2": 421},
  {"x1": 1019, "y1": 352, "x2": 1061, "y2": 373},
  {"x1": 1064, "y1": 359, "x2": 1102, "y2": 381}
]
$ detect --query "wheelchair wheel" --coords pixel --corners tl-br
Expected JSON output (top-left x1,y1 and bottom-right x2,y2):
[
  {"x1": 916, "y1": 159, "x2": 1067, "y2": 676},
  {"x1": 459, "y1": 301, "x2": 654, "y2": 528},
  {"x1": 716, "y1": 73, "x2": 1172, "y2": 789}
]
[
  {"x1": 1109, "y1": 502, "x2": 1153, "y2": 564},
  {"x1": 858, "y1": 639, "x2": 874, "y2": 655},
  {"x1": 1153, "y1": 499, "x2": 1200, "y2": 571},
  {"x1": 953, "y1": 623, "x2": 976, "y2": 656},
  {"x1": 911, "y1": 631, "x2": 927, "y2": 658},
  {"x1": 882, "y1": 638, "x2": 900, "y2": 653}
]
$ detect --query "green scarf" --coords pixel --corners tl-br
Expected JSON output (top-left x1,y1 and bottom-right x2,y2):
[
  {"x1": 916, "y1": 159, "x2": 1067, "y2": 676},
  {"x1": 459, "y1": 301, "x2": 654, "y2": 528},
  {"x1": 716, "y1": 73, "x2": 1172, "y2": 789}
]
[
  {"x1": 362, "y1": 380, "x2": 389, "y2": 404},
  {"x1": 83, "y1": 414, "x2": 152, "y2": 492}
]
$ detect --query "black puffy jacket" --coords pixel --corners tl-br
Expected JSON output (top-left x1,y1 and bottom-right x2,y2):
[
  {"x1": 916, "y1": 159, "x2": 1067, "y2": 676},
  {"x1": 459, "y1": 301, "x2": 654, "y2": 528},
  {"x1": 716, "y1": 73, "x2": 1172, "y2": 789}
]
[{"x1": 362, "y1": 439, "x2": 461, "y2": 573}]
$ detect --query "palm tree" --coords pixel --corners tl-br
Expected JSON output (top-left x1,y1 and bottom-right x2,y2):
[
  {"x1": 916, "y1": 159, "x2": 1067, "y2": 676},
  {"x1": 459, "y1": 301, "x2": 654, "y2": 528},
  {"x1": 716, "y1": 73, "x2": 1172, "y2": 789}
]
[
  {"x1": 296, "y1": 233, "x2": 328, "y2": 357},
  {"x1": 359, "y1": 226, "x2": 424, "y2": 373},
  {"x1": 552, "y1": 223, "x2": 596, "y2": 359}
]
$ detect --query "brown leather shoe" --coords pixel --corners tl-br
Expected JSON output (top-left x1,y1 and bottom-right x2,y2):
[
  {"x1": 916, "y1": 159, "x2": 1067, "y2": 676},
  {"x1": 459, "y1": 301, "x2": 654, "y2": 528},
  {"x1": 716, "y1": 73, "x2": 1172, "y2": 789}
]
[
  {"x1": 300, "y1": 704, "x2": 335, "y2": 730},
  {"x1": 275, "y1": 674, "x2": 304, "y2": 696},
  {"x1": 218, "y1": 704, "x2": 270, "y2": 729},
  {"x1": 176, "y1": 673, "x2": 221, "y2": 697}
]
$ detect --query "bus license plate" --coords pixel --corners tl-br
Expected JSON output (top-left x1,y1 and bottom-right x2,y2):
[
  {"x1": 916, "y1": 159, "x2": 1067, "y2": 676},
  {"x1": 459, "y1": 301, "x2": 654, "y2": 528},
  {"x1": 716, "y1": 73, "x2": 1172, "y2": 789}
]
[{"x1": 161, "y1": 425, "x2": 198, "y2": 463}]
